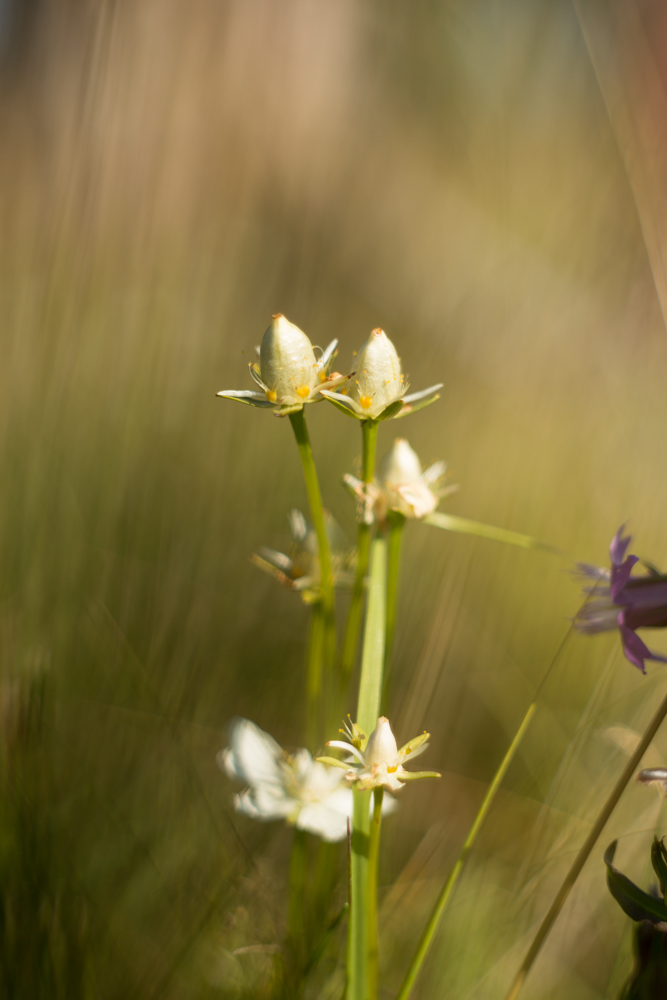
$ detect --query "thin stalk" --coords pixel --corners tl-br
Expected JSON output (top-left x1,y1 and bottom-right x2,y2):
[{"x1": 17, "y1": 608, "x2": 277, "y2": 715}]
[
  {"x1": 306, "y1": 603, "x2": 325, "y2": 747},
  {"x1": 395, "y1": 705, "x2": 536, "y2": 1000},
  {"x1": 341, "y1": 420, "x2": 379, "y2": 682},
  {"x1": 288, "y1": 408, "x2": 337, "y2": 696},
  {"x1": 288, "y1": 828, "x2": 308, "y2": 968},
  {"x1": 503, "y1": 683, "x2": 667, "y2": 1000},
  {"x1": 396, "y1": 621, "x2": 579, "y2": 1000},
  {"x1": 367, "y1": 788, "x2": 384, "y2": 1000},
  {"x1": 347, "y1": 536, "x2": 387, "y2": 1000},
  {"x1": 382, "y1": 512, "x2": 405, "y2": 713}
]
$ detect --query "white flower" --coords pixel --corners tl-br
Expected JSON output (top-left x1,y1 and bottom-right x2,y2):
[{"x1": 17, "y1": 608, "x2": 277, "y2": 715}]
[
  {"x1": 321, "y1": 328, "x2": 442, "y2": 421},
  {"x1": 320, "y1": 716, "x2": 440, "y2": 793},
  {"x1": 219, "y1": 719, "x2": 355, "y2": 842},
  {"x1": 217, "y1": 314, "x2": 350, "y2": 418},
  {"x1": 252, "y1": 509, "x2": 355, "y2": 604},
  {"x1": 344, "y1": 438, "x2": 456, "y2": 525}
]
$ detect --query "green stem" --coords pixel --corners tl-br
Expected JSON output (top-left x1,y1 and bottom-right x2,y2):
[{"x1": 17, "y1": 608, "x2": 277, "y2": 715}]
[
  {"x1": 347, "y1": 536, "x2": 387, "y2": 1000},
  {"x1": 503, "y1": 683, "x2": 667, "y2": 1000},
  {"x1": 382, "y1": 512, "x2": 405, "y2": 713},
  {"x1": 288, "y1": 828, "x2": 308, "y2": 969},
  {"x1": 367, "y1": 788, "x2": 384, "y2": 1000},
  {"x1": 289, "y1": 408, "x2": 337, "y2": 714},
  {"x1": 395, "y1": 704, "x2": 537, "y2": 1000},
  {"x1": 306, "y1": 603, "x2": 325, "y2": 748},
  {"x1": 342, "y1": 420, "x2": 379, "y2": 681}
]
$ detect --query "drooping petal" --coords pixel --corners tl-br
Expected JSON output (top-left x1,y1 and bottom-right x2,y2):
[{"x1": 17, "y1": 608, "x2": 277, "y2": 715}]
[
  {"x1": 320, "y1": 389, "x2": 366, "y2": 418},
  {"x1": 326, "y1": 740, "x2": 366, "y2": 765},
  {"x1": 618, "y1": 623, "x2": 663, "y2": 673}
]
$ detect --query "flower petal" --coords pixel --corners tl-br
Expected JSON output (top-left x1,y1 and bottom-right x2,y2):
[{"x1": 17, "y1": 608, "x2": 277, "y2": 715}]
[
  {"x1": 221, "y1": 719, "x2": 284, "y2": 786},
  {"x1": 296, "y1": 799, "x2": 352, "y2": 842},
  {"x1": 617, "y1": 623, "x2": 664, "y2": 673},
  {"x1": 611, "y1": 555, "x2": 639, "y2": 602},
  {"x1": 315, "y1": 339, "x2": 339, "y2": 371},
  {"x1": 610, "y1": 525, "x2": 632, "y2": 566},
  {"x1": 402, "y1": 384, "x2": 444, "y2": 404},
  {"x1": 326, "y1": 740, "x2": 366, "y2": 765}
]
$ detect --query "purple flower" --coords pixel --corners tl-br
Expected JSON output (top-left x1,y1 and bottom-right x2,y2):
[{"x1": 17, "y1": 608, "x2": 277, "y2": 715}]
[{"x1": 575, "y1": 526, "x2": 667, "y2": 673}]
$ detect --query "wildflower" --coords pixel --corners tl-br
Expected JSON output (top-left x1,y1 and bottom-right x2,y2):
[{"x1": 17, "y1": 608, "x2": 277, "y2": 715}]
[
  {"x1": 344, "y1": 437, "x2": 456, "y2": 525},
  {"x1": 251, "y1": 509, "x2": 355, "y2": 604},
  {"x1": 217, "y1": 314, "x2": 349, "y2": 418},
  {"x1": 219, "y1": 719, "x2": 355, "y2": 842},
  {"x1": 320, "y1": 328, "x2": 442, "y2": 421},
  {"x1": 575, "y1": 526, "x2": 667, "y2": 673},
  {"x1": 319, "y1": 716, "x2": 440, "y2": 793}
]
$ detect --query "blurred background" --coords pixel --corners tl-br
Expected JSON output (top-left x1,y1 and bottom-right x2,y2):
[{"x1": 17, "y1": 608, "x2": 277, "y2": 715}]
[{"x1": 3, "y1": 0, "x2": 667, "y2": 996}]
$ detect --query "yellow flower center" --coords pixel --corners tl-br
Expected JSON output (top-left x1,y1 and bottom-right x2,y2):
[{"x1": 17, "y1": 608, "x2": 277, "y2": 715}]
[
  {"x1": 265, "y1": 389, "x2": 277, "y2": 403},
  {"x1": 360, "y1": 395, "x2": 373, "y2": 409},
  {"x1": 296, "y1": 385, "x2": 311, "y2": 399}
]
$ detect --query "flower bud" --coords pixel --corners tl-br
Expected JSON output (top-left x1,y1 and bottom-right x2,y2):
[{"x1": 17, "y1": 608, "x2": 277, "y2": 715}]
[
  {"x1": 348, "y1": 329, "x2": 405, "y2": 419},
  {"x1": 364, "y1": 717, "x2": 399, "y2": 768},
  {"x1": 259, "y1": 314, "x2": 319, "y2": 406},
  {"x1": 379, "y1": 438, "x2": 422, "y2": 487}
]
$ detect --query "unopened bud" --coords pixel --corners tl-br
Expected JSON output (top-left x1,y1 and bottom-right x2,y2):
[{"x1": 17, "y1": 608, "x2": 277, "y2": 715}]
[
  {"x1": 364, "y1": 717, "x2": 399, "y2": 767},
  {"x1": 348, "y1": 329, "x2": 405, "y2": 419},
  {"x1": 259, "y1": 314, "x2": 319, "y2": 406}
]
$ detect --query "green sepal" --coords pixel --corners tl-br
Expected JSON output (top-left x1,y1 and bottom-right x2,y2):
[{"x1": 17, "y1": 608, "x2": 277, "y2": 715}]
[
  {"x1": 217, "y1": 392, "x2": 274, "y2": 408},
  {"x1": 316, "y1": 756, "x2": 351, "y2": 770},
  {"x1": 376, "y1": 399, "x2": 405, "y2": 421},
  {"x1": 398, "y1": 732, "x2": 430, "y2": 757},
  {"x1": 605, "y1": 841, "x2": 667, "y2": 925},
  {"x1": 394, "y1": 392, "x2": 440, "y2": 418},
  {"x1": 325, "y1": 396, "x2": 361, "y2": 419},
  {"x1": 400, "y1": 770, "x2": 441, "y2": 781},
  {"x1": 652, "y1": 838, "x2": 667, "y2": 898}
]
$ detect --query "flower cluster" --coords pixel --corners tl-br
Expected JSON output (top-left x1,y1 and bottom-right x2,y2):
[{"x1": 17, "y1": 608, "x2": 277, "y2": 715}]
[
  {"x1": 345, "y1": 437, "x2": 455, "y2": 526},
  {"x1": 575, "y1": 526, "x2": 667, "y2": 672},
  {"x1": 319, "y1": 716, "x2": 440, "y2": 793},
  {"x1": 218, "y1": 317, "x2": 442, "y2": 422},
  {"x1": 251, "y1": 509, "x2": 355, "y2": 604}
]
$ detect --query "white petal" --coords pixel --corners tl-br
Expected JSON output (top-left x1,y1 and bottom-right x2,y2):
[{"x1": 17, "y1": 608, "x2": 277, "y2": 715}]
[
  {"x1": 296, "y1": 800, "x2": 352, "y2": 841},
  {"x1": 223, "y1": 719, "x2": 284, "y2": 787},
  {"x1": 365, "y1": 718, "x2": 399, "y2": 768}
]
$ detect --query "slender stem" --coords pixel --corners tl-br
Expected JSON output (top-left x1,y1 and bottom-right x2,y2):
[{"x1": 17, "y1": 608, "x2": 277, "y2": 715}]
[
  {"x1": 367, "y1": 788, "x2": 384, "y2": 1000},
  {"x1": 342, "y1": 420, "x2": 379, "y2": 681},
  {"x1": 306, "y1": 603, "x2": 325, "y2": 748},
  {"x1": 395, "y1": 704, "x2": 537, "y2": 1000},
  {"x1": 288, "y1": 828, "x2": 308, "y2": 969},
  {"x1": 382, "y1": 512, "x2": 405, "y2": 713},
  {"x1": 289, "y1": 409, "x2": 337, "y2": 722},
  {"x1": 503, "y1": 683, "x2": 667, "y2": 1000},
  {"x1": 348, "y1": 789, "x2": 371, "y2": 1000},
  {"x1": 347, "y1": 536, "x2": 387, "y2": 1000}
]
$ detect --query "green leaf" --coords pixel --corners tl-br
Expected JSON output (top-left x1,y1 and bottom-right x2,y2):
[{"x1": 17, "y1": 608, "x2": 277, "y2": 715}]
[
  {"x1": 423, "y1": 511, "x2": 558, "y2": 552},
  {"x1": 652, "y1": 838, "x2": 667, "y2": 898},
  {"x1": 605, "y1": 841, "x2": 667, "y2": 925}
]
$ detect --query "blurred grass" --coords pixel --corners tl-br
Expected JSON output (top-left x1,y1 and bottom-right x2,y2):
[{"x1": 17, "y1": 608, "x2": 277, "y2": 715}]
[{"x1": 2, "y1": 0, "x2": 667, "y2": 996}]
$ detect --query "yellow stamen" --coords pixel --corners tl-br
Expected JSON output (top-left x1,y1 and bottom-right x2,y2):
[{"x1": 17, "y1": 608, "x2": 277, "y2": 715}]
[
  {"x1": 296, "y1": 385, "x2": 310, "y2": 399},
  {"x1": 265, "y1": 389, "x2": 277, "y2": 402},
  {"x1": 360, "y1": 395, "x2": 373, "y2": 409}
]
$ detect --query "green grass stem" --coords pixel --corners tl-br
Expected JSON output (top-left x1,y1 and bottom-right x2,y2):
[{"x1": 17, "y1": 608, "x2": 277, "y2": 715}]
[
  {"x1": 395, "y1": 703, "x2": 536, "y2": 1000},
  {"x1": 341, "y1": 420, "x2": 379, "y2": 682},
  {"x1": 382, "y1": 511, "x2": 405, "y2": 712},
  {"x1": 367, "y1": 788, "x2": 384, "y2": 1000},
  {"x1": 348, "y1": 535, "x2": 387, "y2": 1000},
  {"x1": 289, "y1": 408, "x2": 337, "y2": 711},
  {"x1": 503, "y1": 682, "x2": 667, "y2": 1000}
]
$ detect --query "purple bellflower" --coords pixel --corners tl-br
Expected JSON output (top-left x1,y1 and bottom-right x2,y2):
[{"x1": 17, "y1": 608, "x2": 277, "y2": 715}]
[{"x1": 575, "y1": 526, "x2": 667, "y2": 673}]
